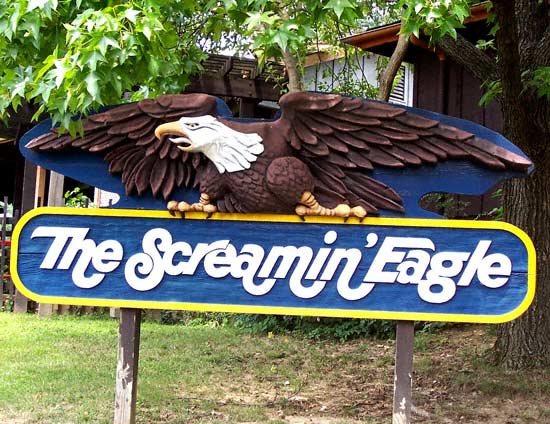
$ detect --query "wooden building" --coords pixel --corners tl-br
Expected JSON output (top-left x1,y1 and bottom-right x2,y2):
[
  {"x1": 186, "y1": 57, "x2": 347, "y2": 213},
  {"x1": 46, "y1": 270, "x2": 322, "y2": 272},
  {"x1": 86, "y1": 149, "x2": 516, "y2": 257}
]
[
  {"x1": 343, "y1": 4, "x2": 501, "y2": 129},
  {"x1": 342, "y1": 4, "x2": 503, "y2": 218}
]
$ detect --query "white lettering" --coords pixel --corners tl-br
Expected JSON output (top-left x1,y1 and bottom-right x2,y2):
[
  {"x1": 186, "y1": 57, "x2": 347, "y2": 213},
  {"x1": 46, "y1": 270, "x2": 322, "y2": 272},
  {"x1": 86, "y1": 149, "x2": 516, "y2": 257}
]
[
  {"x1": 32, "y1": 225, "x2": 515, "y2": 305},
  {"x1": 234, "y1": 244, "x2": 268, "y2": 295},
  {"x1": 124, "y1": 228, "x2": 168, "y2": 291},
  {"x1": 364, "y1": 237, "x2": 435, "y2": 283},
  {"x1": 333, "y1": 248, "x2": 371, "y2": 300},
  {"x1": 362, "y1": 236, "x2": 512, "y2": 304},
  {"x1": 31, "y1": 226, "x2": 122, "y2": 288},
  {"x1": 418, "y1": 251, "x2": 469, "y2": 303},
  {"x1": 477, "y1": 253, "x2": 512, "y2": 288}
]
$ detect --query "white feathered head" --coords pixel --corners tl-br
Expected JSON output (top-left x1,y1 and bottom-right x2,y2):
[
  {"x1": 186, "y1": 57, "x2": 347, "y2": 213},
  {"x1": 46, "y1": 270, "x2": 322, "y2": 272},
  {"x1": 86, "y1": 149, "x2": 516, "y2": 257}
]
[{"x1": 155, "y1": 115, "x2": 264, "y2": 173}]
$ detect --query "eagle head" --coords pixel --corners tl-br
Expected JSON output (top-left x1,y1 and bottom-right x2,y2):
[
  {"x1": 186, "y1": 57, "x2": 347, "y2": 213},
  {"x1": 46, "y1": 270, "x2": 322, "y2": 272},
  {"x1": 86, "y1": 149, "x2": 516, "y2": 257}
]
[{"x1": 155, "y1": 115, "x2": 264, "y2": 173}]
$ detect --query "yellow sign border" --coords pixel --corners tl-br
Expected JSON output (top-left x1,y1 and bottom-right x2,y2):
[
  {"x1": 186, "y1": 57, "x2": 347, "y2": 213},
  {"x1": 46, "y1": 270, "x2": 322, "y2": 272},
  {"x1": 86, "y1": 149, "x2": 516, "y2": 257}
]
[{"x1": 11, "y1": 207, "x2": 536, "y2": 324}]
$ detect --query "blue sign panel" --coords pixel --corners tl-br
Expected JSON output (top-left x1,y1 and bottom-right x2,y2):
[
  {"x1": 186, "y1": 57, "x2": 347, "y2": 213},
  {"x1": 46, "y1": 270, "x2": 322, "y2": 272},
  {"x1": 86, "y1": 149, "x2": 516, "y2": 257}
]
[{"x1": 11, "y1": 208, "x2": 535, "y2": 323}]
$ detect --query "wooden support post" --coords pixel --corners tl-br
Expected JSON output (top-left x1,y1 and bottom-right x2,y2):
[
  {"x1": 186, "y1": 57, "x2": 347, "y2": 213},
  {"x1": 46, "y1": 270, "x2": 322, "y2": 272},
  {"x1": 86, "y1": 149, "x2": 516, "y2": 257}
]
[
  {"x1": 14, "y1": 160, "x2": 37, "y2": 313},
  {"x1": 47, "y1": 171, "x2": 65, "y2": 207},
  {"x1": 393, "y1": 320, "x2": 414, "y2": 424},
  {"x1": 1, "y1": 196, "x2": 8, "y2": 297},
  {"x1": 58, "y1": 304, "x2": 71, "y2": 314},
  {"x1": 35, "y1": 166, "x2": 47, "y2": 208},
  {"x1": 38, "y1": 170, "x2": 65, "y2": 316},
  {"x1": 114, "y1": 308, "x2": 142, "y2": 424}
]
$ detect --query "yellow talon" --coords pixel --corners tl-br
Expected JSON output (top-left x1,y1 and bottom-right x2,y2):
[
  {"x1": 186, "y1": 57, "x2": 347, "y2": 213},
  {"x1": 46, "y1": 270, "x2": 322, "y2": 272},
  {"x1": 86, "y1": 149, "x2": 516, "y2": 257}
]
[
  {"x1": 177, "y1": 201, "x2": 191, "y2": 212},
  {"x1": 295, "y1": 205, "x2": 307, "y2": 216},
  {"x1": 167, "y1": 200, "x2": 179, "y2": 211},
  {"x1": 203, "y1": 204, "x2": 217, "y2": 214},
  {"x1": 332, "y1": 204, "x2": 350, "y2": 217},
  {"x1": 351, "y1": 206, "x2": 367, "y2": 218},
  {"x1": 166, "y1": 196, "x2": 218, "y2": 214}
]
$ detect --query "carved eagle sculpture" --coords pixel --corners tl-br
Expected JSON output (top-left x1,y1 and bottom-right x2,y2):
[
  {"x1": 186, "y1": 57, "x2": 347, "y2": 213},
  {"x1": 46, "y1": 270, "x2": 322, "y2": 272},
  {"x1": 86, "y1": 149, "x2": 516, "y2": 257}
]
[{"x1": 25, "y1": 92, "x2": 532, "y2": 218}]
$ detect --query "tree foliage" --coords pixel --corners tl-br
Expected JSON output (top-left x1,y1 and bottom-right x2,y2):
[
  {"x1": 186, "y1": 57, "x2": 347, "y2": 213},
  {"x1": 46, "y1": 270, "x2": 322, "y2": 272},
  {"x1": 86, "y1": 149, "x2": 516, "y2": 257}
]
[
  {"x1": 3, "y1": 1, "x2": 549, "y2": 130},
  {"x1": 399, "y1": 0, "x2": 472, "y2": 41},
  {"x1": 0, "y1": 0, "x2": 391, "y2": 131},
  {"x1": 0, "y1": 1, "x2": 214, "y2": 133}
]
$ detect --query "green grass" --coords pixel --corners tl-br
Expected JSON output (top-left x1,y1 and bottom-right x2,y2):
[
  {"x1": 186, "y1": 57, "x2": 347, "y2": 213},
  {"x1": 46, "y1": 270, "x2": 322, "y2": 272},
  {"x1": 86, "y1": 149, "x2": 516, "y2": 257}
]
[
  {"x1": 0, "y1": 313, "x2": 118, "y2": 423},
  {"x1": 0, "y1": 312, "x2": 279, "y2": 423},
  {"x1": 2, "y1": 313, "x2": 549, "y2": 424},
  {"x1": 0, "y1": 313, "x2": 379, "y2": 423}
]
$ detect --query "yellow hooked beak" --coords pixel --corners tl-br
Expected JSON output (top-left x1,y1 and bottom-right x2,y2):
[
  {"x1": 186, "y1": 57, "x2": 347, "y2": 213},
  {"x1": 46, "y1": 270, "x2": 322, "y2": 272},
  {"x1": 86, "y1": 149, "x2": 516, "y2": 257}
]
[
  {"x1": 154, "y1": 121, "x2": 192, "y2": 151},
  {"x1": 154, "y1": 121, "x2": 186, "y2": 139}
]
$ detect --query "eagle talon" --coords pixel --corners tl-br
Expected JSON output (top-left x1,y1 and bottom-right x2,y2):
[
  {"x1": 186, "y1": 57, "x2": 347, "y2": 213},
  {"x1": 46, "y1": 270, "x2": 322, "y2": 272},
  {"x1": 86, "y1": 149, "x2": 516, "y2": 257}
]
[
  {"x1": 350, "y1": 206, "x2": 367, "y2": 219},
  {"x1": 177, "y1": 201, "x2": 191, "y2": 212},
  {"x1": 167, "y1": 200, "x2": 179, "y2": 212},
  {"x1": 202, "y1": 204, "x2": 217, "y2": 214},
  {"x1": 167, "y1": 195, "x2": 218, "y2": 215}
]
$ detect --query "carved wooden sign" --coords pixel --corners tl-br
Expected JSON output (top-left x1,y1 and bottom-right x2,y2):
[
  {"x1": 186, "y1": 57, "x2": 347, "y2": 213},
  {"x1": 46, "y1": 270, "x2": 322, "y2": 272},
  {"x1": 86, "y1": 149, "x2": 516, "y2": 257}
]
[
  {"x1": 21, "y1": 92, "x2": 532, "y2": 218},
  {"x1": 12, "y1": 207, "x2": 534, "y2": 323},
  {"x1": 16, "y1": 92, "x2": 536, "y2": 322}
]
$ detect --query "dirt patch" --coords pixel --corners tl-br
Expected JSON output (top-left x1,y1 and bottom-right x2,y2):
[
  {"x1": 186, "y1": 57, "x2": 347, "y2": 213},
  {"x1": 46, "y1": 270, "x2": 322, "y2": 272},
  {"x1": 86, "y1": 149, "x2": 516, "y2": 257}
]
[{"x1": 204, "y1": 325, "x2": 550, "y2": 423}]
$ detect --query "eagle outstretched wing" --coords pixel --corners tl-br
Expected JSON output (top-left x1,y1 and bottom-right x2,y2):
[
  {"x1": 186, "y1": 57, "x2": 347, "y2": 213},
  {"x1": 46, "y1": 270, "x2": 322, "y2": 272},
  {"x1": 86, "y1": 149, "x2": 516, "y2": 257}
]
[
  {"x1": 25, "y1": 94, "x2": 218, "y2": 200},
  {"x1": 24, "y1": 91, "x2": 533, "y2": 216},
  {"x1": 277, "y1": 92, "x2": 532, "y2": 214}
]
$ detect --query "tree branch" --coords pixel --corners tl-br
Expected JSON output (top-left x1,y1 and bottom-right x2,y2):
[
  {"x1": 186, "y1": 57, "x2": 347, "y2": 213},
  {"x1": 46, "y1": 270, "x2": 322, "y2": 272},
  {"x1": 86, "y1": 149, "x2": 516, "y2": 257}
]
[
  {"x1": 435, "y1": 32, "x2": 498, "y2": 84},
  {"x1": 282, "y1": 48, "x2": 303, "y2": 93},
  {"x1": 377, "y1": 20, "x2": 409, "y2": 102}
]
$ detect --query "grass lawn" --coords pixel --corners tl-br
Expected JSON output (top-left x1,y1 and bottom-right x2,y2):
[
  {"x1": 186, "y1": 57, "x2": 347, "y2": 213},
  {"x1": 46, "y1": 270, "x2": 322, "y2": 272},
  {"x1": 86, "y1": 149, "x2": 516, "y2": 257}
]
[{"x1": 0, "y1": 312, "x2": 549, "y2": 423}]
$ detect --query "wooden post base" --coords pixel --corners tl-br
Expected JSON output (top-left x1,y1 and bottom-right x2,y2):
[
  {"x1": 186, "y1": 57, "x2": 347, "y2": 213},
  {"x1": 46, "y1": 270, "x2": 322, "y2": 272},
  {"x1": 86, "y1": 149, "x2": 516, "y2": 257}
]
[
  {"x1": 114, "y1": 308, "x2": 142, "y2": 424},
  {"x1": 393, "y1": 320, "x2": 414, "y2": 424}
]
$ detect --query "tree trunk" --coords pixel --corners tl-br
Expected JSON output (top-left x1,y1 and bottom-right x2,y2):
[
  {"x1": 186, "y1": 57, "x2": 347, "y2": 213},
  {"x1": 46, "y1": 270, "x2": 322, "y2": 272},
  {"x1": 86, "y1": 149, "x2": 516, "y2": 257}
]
[
  {"x1": 496, "y1": 156, "x2": 550, "y2": 368},
  {"x1": 489, "y1": 0, "x2": 550, "y2": 369}
]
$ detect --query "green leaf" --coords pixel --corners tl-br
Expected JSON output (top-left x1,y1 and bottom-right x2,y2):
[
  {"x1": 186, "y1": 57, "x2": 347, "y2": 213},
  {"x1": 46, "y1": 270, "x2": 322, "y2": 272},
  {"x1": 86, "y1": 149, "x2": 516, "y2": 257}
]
[
  {"x1": 272, "y1": 31, "x2": 288, "y2": 53},
  {"x1": 27, "y1": 0, "x2": 50, "y2": 12},
  {"x1": 124, "y1": 8, "x2": 140, "y2": 24},
  {"x1": 529, "y1": 67, "x2": 550, "y2": 100},
  {"x1": 97, "y1": 36, "x2": 119, "y2": 55},
  {"x1": 323, "y1": 0, "x2": 354, "y2": 19},
  {"x1": 83, "y1": 50, "x2": 103, "y2": 72},
  {"x1": 85, "y1": 72, "x2": 100, "y2": 101},
  {"x1": 8, "y1": 4, "x2": 21, "y2": 40},
  {"x1": 36, "y1": 49, "x2": 58, "y2": 80},
  {"x1": 142, "y1": 24, "x2": 152, "y2": 40},
  {"x1": 54, "y1": 59, "x2": 69, "y2": 88},
  {"x1": 148, "y1": 57, "x2": 160, "y2": 76}
]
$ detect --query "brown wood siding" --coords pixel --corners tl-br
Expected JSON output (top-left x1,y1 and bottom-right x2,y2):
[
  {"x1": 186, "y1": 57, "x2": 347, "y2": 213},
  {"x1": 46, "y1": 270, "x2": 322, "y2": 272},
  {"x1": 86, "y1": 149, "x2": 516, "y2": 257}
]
[
  {"x1": 413, "y1": 53, "x2": 443, "y2": 113},
  {"x1": 414, "y1": 53, "x2": 503, "y2": 131},
  {"x1": 413, "y1": 51, "x2": 504, "y2": 218}
]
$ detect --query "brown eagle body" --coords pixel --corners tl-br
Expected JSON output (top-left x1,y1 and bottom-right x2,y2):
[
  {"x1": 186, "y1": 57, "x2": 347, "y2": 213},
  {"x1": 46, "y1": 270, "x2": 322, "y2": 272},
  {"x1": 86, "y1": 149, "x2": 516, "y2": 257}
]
[
  {"x1": 193, "y1": 118, "x2": 314, "y2": 214},
  {"x1": 196, "y1": 155, "x2": 313, "y2": 214},
  {"x1": 26, "y1": 92, "x2": 532, "y2": 217}
]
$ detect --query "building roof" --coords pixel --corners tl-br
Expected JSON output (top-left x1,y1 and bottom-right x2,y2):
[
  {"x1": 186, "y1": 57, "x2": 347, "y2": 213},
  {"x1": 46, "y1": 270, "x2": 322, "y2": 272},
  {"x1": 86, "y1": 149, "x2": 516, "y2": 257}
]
[
  {"x1": 342, "y1": 3, "x2": 489, "y2": 56},
  {"x1": 186, "y1": 54, "x2": 285, "y2": 101}
]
